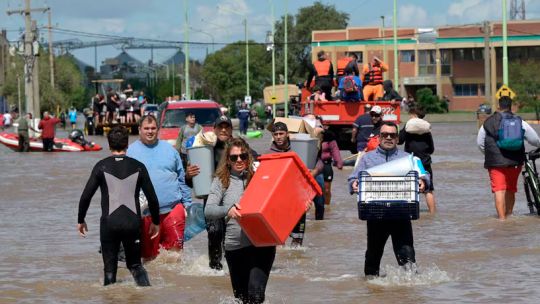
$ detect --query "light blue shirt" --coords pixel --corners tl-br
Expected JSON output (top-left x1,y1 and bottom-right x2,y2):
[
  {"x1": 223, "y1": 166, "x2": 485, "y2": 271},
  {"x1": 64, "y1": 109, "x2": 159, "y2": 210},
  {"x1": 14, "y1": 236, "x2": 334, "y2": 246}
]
[{"x1": 127, "y1": 139, "x2": 192, "y2": 214}]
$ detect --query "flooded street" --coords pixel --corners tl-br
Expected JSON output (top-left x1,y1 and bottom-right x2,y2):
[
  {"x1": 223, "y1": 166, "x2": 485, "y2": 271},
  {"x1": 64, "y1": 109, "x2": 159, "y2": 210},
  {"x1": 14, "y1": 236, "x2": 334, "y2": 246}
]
[{"x1": 2, "y1": 122, "x2": 540, "y2": 303}]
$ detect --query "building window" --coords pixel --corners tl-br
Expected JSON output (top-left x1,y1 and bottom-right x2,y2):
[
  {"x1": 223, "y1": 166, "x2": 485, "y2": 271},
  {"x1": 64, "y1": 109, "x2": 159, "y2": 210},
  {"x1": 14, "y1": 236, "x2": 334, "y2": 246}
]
[
  {"x1": 452, "y1": 48, "x2": 483, "y2": 61},
  {"x1": 418, "y1": 50, "x2": 436, "y2": 75},
  {"x1": 454, "y1": 84, "x2": 481, "y2": 96},
  {"x1": 441, "y1": 49, "x2": 452, "y2": 75},
  {"x1": 400, "y1": 50, "x2": 415, "y2": 62}
]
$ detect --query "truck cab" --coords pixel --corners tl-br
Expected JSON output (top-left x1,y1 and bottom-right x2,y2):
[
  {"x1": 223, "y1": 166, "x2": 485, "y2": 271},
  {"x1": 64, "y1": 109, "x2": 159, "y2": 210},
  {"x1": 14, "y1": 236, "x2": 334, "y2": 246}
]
[{"x1": 158, "y1": 100, "x2": 222, "y2": 146}]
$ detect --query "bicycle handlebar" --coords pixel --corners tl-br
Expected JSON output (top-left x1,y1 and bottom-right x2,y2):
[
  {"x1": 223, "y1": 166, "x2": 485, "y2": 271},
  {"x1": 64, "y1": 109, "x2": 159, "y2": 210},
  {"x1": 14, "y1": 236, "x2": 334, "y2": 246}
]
[{"x1": 528, "y1": 148, "x2": 540, "y2": 161}]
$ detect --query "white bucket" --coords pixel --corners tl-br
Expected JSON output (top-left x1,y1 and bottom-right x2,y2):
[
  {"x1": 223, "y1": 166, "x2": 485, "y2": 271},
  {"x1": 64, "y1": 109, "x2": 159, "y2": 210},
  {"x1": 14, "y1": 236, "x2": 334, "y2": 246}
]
[{"x1": 187, "y1": 145, "x2": 215, "y2": 196}]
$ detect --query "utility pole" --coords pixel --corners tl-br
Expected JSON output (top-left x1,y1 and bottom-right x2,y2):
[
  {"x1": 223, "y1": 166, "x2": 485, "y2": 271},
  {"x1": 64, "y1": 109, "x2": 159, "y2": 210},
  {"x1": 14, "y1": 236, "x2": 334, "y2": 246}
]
[
  {"x1": 284, "y1": 0, "x2": 289, "y2": 118},
  {"x1": 6, "y1": 0, "x2": 48, "y2": 118},
  {"x1": 482, "y1": 21, "x2": 493, "y2": 108},
  {"x1": 381, "y1": 16, "x2": 387, "y2": 80},
  {"x1": 183, "y1": 0, "x2": 190, "y2": 100},
  {"x1": 502, "y1": 0, "x2": 509, "y2": 86},
  {"x1": 393, "y1": 0, "x2": 399, "y2": 91},
  {"x1": 47, "y1": 8, "x2": 54, "y2": 91}
]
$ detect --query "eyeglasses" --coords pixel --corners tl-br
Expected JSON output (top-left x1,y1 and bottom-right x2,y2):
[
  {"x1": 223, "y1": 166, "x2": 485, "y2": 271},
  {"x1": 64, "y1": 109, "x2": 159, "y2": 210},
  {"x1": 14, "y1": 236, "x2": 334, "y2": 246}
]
[
  {"x1": 380, "y1": 132, "x2": 398, "y2": 139},
  {"x1": 229, "y1": 153, "x2": 249, "y2": 162}
]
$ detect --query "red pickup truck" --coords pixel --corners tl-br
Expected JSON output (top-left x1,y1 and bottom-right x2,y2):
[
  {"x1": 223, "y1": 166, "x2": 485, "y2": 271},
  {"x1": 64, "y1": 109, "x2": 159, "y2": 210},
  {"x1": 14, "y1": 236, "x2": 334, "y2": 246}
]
[{"x1": 158, "y1": 100, "x2": 222, "y2": 146}]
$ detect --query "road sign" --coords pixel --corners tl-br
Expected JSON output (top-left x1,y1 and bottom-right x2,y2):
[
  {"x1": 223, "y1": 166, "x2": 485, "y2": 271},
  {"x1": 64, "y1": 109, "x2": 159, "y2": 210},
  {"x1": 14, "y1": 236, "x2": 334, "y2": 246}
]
[
  {"x1": 495, "y1": 85, "x2": 516, "y2": 100},
  {"x1": 244, "y1": 95, "x2": 252, "y2": 105}
]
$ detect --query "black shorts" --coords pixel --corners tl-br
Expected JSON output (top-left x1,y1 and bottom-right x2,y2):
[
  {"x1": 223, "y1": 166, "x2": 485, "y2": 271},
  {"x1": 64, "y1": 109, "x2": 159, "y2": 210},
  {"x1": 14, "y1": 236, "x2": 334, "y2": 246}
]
[
  {"x1": 322, "y1": 161, "x2": 334, "y2": 182},
  {"x1": 424, "y1": 164, "x2": 434, "y2": 192}
]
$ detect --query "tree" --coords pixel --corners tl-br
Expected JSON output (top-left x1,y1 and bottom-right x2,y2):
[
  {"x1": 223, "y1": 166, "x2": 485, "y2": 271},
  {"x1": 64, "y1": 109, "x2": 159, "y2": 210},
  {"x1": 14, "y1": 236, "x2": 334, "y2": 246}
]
[
  {"x1": 273, "y1": 2, "x2": 349, "y2": 84},
  {"x1": 0, "y1": 51, "x2": 86, "y2": 114},
  {"x1": 201, "y1": 41, "x2": 272, "y2": 108},
  {"x1": 509, "y1": 60, "x2": 540, "y2": 119},
  {"x1": 416, "y1": 87, "x2": 445, "y2": 113}
]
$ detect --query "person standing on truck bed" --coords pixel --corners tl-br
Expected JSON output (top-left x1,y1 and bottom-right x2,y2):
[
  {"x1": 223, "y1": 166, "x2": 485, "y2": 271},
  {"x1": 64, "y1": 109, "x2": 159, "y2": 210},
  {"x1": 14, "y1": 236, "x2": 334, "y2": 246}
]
[
  {"x1": 362, "y1": 56, "x2": 388, "y2": 101},
  {"x1": 306, "y1": 50, "x2": 334, "y2": 101},
  {"x1": 336, "y1": 52, "x2": 360, "y2": 85}
]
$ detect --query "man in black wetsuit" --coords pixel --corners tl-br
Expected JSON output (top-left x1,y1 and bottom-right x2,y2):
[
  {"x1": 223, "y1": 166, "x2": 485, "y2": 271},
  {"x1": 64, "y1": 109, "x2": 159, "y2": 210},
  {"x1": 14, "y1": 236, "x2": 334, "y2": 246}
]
[{"x1": 77, "y1": 126, "x2": 160, "y2": 286}]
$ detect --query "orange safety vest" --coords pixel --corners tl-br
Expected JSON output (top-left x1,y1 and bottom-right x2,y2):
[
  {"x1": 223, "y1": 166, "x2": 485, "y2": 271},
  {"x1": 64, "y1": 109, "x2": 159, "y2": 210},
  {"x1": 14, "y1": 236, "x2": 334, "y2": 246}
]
[
  {"x1": 336, "y1": 57, "x2": 353, "y2": 76},
  {"x1": 365, "y1": 64, "x2": 384, "y2": 85},
  {"x1": 314, "y1": 60, "x2": 331, "y2": 78}
]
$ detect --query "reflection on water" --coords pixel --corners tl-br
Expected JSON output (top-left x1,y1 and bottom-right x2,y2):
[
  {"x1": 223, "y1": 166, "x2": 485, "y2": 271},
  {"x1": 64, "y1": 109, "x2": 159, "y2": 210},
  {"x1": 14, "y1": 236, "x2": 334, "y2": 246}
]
[{"x1": 2, "y1": 123, "x2": 540, "y2": 303}]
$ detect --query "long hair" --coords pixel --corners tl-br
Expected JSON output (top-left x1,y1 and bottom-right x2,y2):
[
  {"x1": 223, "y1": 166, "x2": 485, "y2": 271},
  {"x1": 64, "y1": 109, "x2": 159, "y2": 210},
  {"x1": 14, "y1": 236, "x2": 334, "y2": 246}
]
[{"x1": 214, "y1": 138, "x2": 255, "y2": 189}]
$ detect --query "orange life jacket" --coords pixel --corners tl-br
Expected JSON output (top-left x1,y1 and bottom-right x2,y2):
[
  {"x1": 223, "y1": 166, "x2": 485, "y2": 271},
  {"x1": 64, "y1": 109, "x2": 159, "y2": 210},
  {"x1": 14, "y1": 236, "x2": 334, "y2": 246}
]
[
  {"x1": 314, "y1": 60, "x2": 331, "y2": 78},
  {"x1": 336, "y1": 57, "x2": 353, "y2": 76},
  {"x1": 365, "y1": 64, "x2": 384, "y2": 85}
]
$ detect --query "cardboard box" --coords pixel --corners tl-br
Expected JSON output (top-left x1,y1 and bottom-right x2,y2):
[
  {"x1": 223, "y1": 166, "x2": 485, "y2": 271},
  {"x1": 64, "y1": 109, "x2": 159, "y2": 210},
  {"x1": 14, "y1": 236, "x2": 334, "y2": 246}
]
[{"x1": 267, "y1": 117, "x2": 315, "y2": 136}]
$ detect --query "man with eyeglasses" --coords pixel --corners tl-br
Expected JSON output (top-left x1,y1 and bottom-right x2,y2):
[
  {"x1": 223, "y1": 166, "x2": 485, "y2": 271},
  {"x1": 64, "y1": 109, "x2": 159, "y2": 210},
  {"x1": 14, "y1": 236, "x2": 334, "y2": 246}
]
[
  {"x1": 351, "y1": 105, "x2": 383, "y2": 153},
  {"x1": 348, "y1": 121, "x2": 428, "y2": 277}
]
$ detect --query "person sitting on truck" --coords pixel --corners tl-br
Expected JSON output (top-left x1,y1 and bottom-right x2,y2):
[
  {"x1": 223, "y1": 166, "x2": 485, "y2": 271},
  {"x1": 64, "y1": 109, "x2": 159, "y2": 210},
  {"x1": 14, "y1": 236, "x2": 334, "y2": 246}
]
[
  {"x1": 362, "y1": 56, "x2": 388, "y2": 101},
  {"x1": 381, "y1": 80, "x2": 402, "y2": 102},
  {"x1": 306, "y1": 50, "x2": 334, "y2": 101},
  {"x1": 336, "y1": 52, "x2": 360, "y2": 84},
  {"x1": 348, "y1": 122, "x2": 428, "y2": 277},
  {"x1": 338, "y1": 66, "x2": 363, "y2": 102}
]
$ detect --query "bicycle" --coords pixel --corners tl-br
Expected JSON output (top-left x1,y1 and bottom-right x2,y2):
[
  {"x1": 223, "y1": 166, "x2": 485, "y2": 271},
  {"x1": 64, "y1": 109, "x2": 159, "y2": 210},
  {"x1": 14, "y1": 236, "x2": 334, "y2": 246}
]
[{"x1": 522, "y1": 148, "x2": 540, "y2": 215}]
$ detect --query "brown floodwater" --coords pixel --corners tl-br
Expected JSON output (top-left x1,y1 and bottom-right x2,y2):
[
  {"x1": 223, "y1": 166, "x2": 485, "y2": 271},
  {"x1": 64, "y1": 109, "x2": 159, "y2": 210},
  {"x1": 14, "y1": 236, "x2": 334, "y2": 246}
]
[{"x1": 2, "y1": 122, "x2": 540, "y2": 303}]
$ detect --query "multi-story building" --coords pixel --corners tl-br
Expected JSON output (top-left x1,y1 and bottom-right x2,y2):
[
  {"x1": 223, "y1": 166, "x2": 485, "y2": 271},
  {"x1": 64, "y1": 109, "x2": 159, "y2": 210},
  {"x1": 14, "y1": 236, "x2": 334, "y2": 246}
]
[{"x1": 312, "y1": 20, "x2": 540, "y2": 111}]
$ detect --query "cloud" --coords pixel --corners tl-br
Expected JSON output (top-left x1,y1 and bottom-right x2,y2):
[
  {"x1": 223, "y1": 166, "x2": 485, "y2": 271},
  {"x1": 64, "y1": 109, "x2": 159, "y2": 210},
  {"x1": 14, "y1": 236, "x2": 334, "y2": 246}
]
[
  {"x1": 398, "y1": 4, "x2": 429, "y2": 27},
  {"x1": 446, "y1": 0, "x2": 500, "y2": 23},
  {"x1": 61, "y1": 18, "x2": 127, "y2": 34}
]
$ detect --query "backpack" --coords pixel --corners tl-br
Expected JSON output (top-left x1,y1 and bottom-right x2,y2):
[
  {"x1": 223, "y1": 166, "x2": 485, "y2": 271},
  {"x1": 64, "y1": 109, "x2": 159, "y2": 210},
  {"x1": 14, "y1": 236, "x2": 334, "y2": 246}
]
[
  {"x1": 496, "y1": 112, "x2": 524, "y2": 151},
  {"x1": 343, "y1": 76, "x2": 358, "y2": 93}
]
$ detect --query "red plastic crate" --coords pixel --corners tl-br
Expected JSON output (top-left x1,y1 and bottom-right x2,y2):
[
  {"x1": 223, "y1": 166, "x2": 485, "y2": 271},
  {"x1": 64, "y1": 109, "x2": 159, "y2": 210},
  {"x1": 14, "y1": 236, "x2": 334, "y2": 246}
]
[{"x1": 237, "y1": 152, "x2": 322, "y2": 246}]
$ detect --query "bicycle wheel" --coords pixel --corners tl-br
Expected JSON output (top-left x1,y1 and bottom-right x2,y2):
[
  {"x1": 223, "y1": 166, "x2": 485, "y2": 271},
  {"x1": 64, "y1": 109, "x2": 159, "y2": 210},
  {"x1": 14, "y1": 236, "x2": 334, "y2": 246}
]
[{"x1": 524, "y1": 162, "x2": 540, "y2": 215}]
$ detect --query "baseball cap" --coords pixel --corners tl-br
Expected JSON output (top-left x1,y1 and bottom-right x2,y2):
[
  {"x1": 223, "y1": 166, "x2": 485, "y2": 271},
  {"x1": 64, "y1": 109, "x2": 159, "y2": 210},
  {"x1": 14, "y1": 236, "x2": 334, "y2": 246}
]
[
  {"x1": 214, "y1": 115, "x2": 232, "y2": 127},
  {"x1": 370, "y1": 105, "x2": 382, "y2": 115},
  {"x1": 271, "y1": 122, "x2": 288, "y2": 133}
]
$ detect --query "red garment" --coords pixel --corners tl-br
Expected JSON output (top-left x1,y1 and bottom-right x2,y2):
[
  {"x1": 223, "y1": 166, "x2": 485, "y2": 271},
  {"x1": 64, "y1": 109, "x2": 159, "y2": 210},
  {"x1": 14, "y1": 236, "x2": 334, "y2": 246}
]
[
  {"x1": 321, "y1": 140, "x2": 343, "y2": 169},
  {"x1": 38, "y1": 116, "x2": 61, "y2": 139}
]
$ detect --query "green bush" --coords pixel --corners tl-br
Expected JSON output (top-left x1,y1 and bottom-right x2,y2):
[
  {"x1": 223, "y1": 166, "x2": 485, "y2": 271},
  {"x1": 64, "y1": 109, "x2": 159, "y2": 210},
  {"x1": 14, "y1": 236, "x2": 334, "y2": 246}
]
[{"x1": 416, "y1": 88, "x2": 445, "y2": 113}]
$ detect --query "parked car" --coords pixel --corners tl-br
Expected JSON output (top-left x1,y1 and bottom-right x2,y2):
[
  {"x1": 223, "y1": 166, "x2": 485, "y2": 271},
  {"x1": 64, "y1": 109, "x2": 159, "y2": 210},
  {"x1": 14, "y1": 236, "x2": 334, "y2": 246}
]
[{"x1": 158, "y1": 100, "x2": 222, "y2": 146}]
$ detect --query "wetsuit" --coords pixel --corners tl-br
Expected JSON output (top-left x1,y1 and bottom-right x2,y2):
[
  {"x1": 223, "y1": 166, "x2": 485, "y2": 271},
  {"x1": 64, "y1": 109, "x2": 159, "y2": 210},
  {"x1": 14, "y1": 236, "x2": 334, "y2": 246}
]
[{"x1": 78, "y1": 155, "x2": 160, "y2": 286}]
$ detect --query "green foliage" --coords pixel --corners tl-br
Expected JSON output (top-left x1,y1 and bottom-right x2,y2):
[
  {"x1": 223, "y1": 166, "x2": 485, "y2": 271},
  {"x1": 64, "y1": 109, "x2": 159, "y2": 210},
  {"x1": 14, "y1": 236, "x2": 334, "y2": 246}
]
[
  {"x1": 199, "y1": 2, "x2": 348, "y2": 105},
  {"x1": 509, "y1": 60, "x2": 540, "y2": 112},
  {"x1": 273, "y1": 1, "x2": 349, "y2": 83},
  {"x1": 0, "y1": 52, "x2": 86, "y2": 114},
  {"x1": 201, "y1": 41, "x2": 271, "y2": 108},
  {"x1": 416, "y1": 88, "x2": 445, "y2": 113}
]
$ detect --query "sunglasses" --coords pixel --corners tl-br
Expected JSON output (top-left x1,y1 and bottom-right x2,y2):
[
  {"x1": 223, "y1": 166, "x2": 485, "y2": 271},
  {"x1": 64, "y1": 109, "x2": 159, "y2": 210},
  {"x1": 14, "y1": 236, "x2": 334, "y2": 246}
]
[
  {"x1": 370, "y1": 113, "x2": 381, "y2": 118},
  {"x1": 229, "y1": 153, "x2": 249, "y2": 162},
  {"x1": 380, "y1": 132, "x2": 398, "y2": 139}
]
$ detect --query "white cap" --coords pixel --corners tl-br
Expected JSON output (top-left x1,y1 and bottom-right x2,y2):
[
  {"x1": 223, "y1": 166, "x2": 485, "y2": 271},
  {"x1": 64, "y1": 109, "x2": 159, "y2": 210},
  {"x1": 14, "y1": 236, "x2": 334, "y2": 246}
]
[{"x1": 370, "y1": 105, "x2": 382, "y2": 115}]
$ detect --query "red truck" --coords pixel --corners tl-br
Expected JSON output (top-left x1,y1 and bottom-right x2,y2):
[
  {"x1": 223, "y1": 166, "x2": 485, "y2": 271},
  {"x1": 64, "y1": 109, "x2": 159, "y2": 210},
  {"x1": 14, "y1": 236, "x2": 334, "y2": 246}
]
[
  {"x1": 299, "y1": 88, "x2": 400, "y2": 153},
  {"x1": 157, "y1": 100, "x2": 222, "y2": 146}
]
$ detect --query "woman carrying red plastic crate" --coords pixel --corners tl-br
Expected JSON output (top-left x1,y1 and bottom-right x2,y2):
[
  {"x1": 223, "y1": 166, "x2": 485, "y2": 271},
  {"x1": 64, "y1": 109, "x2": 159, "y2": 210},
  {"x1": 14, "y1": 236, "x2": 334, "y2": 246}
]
[{"x1": 205, "y1": 138, "x2": 311, "y2": 303}]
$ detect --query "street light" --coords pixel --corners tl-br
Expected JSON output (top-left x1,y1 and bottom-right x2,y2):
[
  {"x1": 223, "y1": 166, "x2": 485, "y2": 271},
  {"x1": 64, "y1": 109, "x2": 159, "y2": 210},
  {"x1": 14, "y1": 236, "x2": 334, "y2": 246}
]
[
  {"x1": 190, "y1": 26, "x2": 215, "y2": 56},
  {"x1": 184, "y1": 0, "x2": 190, "y2": 99},
  {"x1": 218, "y1": 5, "x2": 250, "y2": 101},
  {"x1": 267, "y1": 0, "x2": 276, "y2": 117}
]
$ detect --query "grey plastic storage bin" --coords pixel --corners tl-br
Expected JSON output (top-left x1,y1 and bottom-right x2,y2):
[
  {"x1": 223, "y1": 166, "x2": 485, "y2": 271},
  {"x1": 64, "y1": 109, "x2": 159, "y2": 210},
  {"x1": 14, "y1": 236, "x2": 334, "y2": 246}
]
[
  {"x1": 289, "y1": 137, "x2": 319, "y2": 169},
  {"x1": 187, "y1": 145, "x2": 215, "y2": 196}
]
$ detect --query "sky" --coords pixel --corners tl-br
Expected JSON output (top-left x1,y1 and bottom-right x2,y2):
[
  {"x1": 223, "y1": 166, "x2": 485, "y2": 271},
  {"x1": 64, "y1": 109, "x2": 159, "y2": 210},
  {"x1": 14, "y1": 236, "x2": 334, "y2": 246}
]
[{"x1": 1, "y1": 0, "x2": 540, "y2": 70}]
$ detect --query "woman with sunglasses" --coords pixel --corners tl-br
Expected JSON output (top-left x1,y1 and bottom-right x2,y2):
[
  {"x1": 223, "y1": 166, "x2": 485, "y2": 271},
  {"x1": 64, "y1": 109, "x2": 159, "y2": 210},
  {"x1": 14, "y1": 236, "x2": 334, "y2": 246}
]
[{"x1": 204, "y1": 138, "x2": 274, "y2": 303}]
